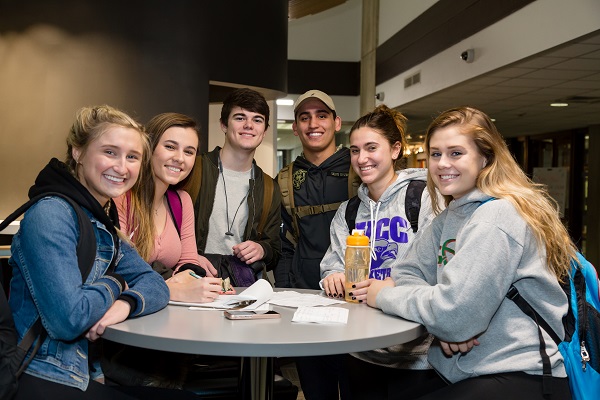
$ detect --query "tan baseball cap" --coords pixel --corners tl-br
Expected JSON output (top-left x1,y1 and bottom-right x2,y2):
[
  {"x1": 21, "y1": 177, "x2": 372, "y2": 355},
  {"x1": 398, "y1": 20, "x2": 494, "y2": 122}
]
[{"x1": 293, "y1": 90, "x2": 336, "y2": 114}]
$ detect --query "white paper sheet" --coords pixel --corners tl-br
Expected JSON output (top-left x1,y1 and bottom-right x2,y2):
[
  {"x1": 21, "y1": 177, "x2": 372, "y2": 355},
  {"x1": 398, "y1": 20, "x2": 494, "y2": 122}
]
[
  {"x1": 168, "y1": 279, "x2": 274, "y2": 310},
  {"x1": 268, "y1": 291, "x2": 345, "y2": 307},
  {"x1": 292, "y1": 306, "x2": 349, "y2": 324}
]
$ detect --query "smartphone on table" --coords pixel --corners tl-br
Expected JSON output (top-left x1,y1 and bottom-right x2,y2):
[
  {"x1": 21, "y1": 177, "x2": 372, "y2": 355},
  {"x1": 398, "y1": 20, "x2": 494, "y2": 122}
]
[{"x1": 224, "y1": 310, "x2": 281, "y2": 320}]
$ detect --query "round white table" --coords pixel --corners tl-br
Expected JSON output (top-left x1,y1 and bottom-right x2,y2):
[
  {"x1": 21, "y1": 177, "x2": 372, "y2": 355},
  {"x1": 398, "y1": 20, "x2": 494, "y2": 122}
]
[{"x1": 104, "y1": 289, "x2": 425, "y2": 400}]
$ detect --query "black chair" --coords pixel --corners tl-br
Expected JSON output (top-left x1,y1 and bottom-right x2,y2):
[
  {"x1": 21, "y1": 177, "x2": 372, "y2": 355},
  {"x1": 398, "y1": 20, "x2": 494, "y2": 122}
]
[{"x1": 184, "y1": 356, "x2": 298, "y2": 399}]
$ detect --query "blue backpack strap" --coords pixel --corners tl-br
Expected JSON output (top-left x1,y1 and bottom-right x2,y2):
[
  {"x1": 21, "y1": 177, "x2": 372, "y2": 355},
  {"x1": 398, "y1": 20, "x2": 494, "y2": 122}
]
[{"x1": 165, "y1": 189, "x2": 183, "y2": 237}]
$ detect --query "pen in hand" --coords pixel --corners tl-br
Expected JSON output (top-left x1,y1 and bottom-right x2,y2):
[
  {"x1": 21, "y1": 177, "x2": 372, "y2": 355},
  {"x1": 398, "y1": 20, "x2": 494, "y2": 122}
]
[{"x1": 189, "y1": 270, "x2": 203, "y2": 279}]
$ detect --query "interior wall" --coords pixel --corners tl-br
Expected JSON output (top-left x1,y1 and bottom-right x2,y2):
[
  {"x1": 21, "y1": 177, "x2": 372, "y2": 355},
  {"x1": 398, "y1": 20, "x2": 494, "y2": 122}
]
[
  {"x1": 288, "y1": 0, "x2": 362, "y2": 62},
  {"x1": 0, "y1": 0, "x2": 288, "y2": 217},
  {"x1": 586, "y1": 125, "x2": 600, "y2": 267},
  {"x1": 0, "y1": 24, "x2": 209, "y2": 217},
  {"x1": 378, "y1": 0, "x2": 438, "y2": 45}
]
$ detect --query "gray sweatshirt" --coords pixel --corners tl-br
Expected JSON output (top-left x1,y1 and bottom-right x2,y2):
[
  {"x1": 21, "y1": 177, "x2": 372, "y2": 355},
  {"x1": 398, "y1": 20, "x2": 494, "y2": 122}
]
[
  {"x1": 320, "y1": 168, "x2": 437, "y2": 369},
  {"x1": 377, "y1": 188, "x2": 568, "y2": 382}
]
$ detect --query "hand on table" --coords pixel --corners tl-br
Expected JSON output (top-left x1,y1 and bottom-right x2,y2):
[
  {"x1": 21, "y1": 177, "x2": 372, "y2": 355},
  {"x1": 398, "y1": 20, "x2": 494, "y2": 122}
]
[
  {"x1": 366, "y1": 277, "x2": 395, "y2": 308},
  {"x1": 322, "y1": 272, "x2": 345, "y2": 298},
  {"x1": 86, "y1": 299, "x2": 130, "y2": 342},
  {"x1": 346, "y1": 278, "x2": 381, "y2": 303},
  {"x1": 322, "y1": 273, "x2": 379, "y2": 303},
  {"x1": 232, "y1": 241, "x2": 264, "y2": 264}
]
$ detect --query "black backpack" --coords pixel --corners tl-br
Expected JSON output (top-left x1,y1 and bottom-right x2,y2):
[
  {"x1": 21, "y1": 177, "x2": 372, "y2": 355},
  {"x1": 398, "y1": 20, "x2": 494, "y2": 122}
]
[
  {"x1": 345, "y1": 180, "x2": 426, "y2": 234},
  {"x1": 0, "y1": 193, "x2": 95, "y2": 400}
]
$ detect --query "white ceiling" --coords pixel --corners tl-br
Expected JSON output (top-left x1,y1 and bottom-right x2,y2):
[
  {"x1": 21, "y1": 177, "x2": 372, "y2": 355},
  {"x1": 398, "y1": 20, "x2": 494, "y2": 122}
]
[{"x1": 398, "y1": 30, "x2": 600, "y2": 139}]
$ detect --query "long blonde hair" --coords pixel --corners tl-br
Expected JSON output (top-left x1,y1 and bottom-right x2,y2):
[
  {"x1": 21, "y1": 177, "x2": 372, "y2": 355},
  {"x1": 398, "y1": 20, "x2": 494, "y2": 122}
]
[
  {"x1": 425, "y1": 106, "x2": 577, "y2": 281},
  {"x1": 125, "y1": 113, "x2": 200, "y2": 261}
]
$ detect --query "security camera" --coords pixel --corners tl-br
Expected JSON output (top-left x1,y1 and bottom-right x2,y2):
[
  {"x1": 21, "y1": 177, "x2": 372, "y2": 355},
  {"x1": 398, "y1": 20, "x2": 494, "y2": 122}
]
[{"x1": 460, "y1": 49, "x2": 474, "y2": 63}]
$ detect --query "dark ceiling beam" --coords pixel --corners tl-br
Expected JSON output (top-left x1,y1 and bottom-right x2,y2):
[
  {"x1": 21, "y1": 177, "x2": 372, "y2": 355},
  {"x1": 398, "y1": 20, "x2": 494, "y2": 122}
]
[{"x1": 376, "y1": 0, "x2": 536, "y2": 85}]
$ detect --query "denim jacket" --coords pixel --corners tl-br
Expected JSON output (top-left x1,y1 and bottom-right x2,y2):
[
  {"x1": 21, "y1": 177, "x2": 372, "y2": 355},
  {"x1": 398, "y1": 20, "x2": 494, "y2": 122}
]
[{"x1": 9, "y1": 196, "x2": 169, "y2": 390}]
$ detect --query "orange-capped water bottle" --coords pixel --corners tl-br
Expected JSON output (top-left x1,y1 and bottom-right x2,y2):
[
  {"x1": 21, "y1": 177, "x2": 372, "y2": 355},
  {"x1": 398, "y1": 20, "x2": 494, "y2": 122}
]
[{"x1": 344, "y1": 229, "x2": 370, "y2": 303}]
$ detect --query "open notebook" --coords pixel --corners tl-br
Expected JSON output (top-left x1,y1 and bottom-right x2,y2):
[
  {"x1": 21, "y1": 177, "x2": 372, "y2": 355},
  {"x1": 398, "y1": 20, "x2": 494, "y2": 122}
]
[{"x1": 168, "y1": 279, "x2": 273, "y2": 310}]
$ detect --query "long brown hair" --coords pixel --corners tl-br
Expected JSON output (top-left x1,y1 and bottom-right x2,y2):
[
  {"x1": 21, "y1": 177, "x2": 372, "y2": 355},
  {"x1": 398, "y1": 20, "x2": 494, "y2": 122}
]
[
  {"x1": 125, "y1": 112, "x2": 200, "y2": 261},
  {"x1": 425, "y1": 106, "x2": 577, "y2": 281}
]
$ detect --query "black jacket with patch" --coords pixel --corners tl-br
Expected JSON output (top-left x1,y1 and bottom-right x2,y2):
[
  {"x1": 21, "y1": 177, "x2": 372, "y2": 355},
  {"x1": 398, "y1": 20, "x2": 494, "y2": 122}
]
[{"x1": 276, "y1": 148, "x2": 353, "y2": 289}]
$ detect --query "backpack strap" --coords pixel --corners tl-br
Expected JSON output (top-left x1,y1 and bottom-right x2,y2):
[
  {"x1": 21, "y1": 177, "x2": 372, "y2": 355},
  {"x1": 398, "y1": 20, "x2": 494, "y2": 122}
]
[
  {"x1": 506, "y1": 285, "x2": 558, "y2": 395},
  {"x1": 405, "y1": 180, "x2": 426, "y2": 233},
  {"x1": 348, "y1": 166, "x2": 360, "y2": 198},
  {"x1": 295, "y1": 202, "x2": 343, "y2": 219},
  {"x1": 1, "y1": 193, "x2": 96, "y2": 378},
  {"x1": 0, "y1": 193, "x2": 96, "y2": 281},
  {"x1": 279, "y1": 162, "x2": 358, "y2": 246},
  {"x1": 257, "y1": 173, "x2": 273, "y2": 240},
  {"x1": 344, "y1": 196, "x2": 361, "y2": 234},
  {"x1": 506, "y1": 286, "x2": 561, "y2": 345},
  {"x1": 165, "y1": 189, "x2": 183, "y2": 237},
  {"x1": 278, "y1": 163, "x2": 299, "y2": 246}
]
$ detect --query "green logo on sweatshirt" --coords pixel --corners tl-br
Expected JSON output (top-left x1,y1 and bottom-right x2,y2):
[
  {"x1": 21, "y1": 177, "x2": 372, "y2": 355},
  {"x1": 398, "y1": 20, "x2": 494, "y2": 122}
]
[{"x1": 438, "y1": 239, "x2": 456, "y2": 266}]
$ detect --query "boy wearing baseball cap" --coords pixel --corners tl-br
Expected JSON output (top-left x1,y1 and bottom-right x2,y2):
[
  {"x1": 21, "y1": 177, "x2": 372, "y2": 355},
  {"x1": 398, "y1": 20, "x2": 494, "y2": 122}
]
[{"x1": 276, "y1": 90, "x2": 356, "y2": 399}]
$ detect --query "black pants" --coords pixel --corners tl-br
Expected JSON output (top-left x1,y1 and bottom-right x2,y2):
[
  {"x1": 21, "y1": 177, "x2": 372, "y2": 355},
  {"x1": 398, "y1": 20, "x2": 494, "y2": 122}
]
[
  {"x1": 295, "y1": 354, "x2": 352, "y2": 400},
  {"x1": 346, "y1": 355, "x2": 445, "y2": 400},
  {"x1": 15, "y1": 372, "x2": 201, "y2": 400},
  {"x1": 415, "y1": 371, "x2": 571, "y2": 400}
]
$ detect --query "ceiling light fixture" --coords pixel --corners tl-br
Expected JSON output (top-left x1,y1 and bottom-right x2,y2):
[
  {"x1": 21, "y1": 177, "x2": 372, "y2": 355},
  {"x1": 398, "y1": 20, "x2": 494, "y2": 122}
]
[
  {"x1": 550, "y1": 103, "x2": 569, "y2": 107},
  {"x1": 276, "y1": 99, "x2": 294, "y2": 106}
]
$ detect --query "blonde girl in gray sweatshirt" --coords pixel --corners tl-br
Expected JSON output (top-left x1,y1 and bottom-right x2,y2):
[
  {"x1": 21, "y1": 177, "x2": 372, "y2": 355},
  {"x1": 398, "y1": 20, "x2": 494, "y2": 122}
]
[{"x1": 368, "y1": 106, "x2": 574, "y2": 399}]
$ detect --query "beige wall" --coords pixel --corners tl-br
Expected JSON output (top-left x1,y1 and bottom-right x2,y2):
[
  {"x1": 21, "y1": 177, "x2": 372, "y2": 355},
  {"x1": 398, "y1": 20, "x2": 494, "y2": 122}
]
[
  {"x1": 0, "y1": 26, "x2": 139, "y2": 215},
  {"x1": 0, "y1": 25, "x2": 208, "y2": 217}
]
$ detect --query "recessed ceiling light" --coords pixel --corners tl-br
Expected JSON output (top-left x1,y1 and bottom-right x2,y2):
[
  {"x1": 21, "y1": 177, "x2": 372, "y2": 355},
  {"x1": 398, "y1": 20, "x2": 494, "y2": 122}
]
[
  {"x1": 276, "y1": 99, "x2": 294, "y2": 106},
  {"x1": 550, "y1": 103, "x2": 569, "y2": 107}
]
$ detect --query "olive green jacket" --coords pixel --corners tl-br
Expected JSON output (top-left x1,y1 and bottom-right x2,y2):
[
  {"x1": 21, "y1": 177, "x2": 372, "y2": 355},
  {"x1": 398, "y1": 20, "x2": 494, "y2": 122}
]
[{"x1": 193, "y1": 147, "x2": 281, "y2": 271}]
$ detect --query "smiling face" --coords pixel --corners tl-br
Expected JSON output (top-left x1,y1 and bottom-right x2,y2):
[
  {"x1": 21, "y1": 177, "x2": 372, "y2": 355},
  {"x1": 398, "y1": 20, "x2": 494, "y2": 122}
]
[
  {"x1": 73, "y1": 126, "x2": 144, "y2": 205},
  {"x1": 350, "y1": 127, "x2": 400, "y2": 189},
  {"x1": 152, "y1": 126, "x2": 198, "y2": 189},
  {"x1": 428, "y1": 125, "x2": 486, "y2": 200},
  {"x1": 221, "y1": 106, "x2": 267, "y2": 152},
  {"x1": 293, "y1": 98, "x2": 341, "y2": 157}
]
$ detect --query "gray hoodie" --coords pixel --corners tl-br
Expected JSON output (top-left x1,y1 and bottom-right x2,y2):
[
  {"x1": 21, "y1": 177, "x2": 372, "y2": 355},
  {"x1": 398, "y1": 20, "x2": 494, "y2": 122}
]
[
  {"x1": 320, "y1": 168, "x2": 437, "y2": 369},
  {"x1": 377, "y1": 188, "x2": 568, "y2": 382}
]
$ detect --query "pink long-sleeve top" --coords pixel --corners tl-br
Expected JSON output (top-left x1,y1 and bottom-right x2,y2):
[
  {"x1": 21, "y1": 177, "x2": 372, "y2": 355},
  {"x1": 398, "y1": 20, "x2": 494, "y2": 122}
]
[{"x1": 115, "y1": 189, "x2": 201, "y2": 270}]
